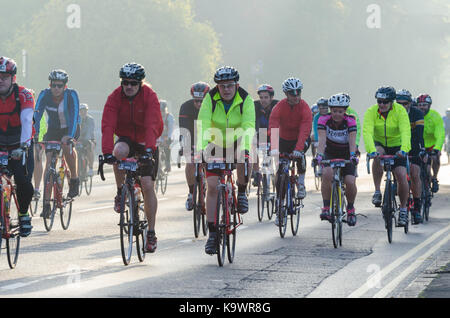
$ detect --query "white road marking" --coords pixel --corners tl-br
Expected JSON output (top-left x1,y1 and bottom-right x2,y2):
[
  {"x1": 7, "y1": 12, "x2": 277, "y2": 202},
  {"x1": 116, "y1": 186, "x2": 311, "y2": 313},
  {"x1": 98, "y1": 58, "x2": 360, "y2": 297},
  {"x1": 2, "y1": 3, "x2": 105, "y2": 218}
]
[
  {"x1": 348, "y1": 223, "x2": 450, "y2": 298},
  {"x1": 106, "y1": 258, "x2": 123, "y2": 264},
  {"x1": 78, "y1": 205, "x2": 113, "y2": 213},
  {"x1": 374, "y1": 232, "x2": 450, "y2": 298}
]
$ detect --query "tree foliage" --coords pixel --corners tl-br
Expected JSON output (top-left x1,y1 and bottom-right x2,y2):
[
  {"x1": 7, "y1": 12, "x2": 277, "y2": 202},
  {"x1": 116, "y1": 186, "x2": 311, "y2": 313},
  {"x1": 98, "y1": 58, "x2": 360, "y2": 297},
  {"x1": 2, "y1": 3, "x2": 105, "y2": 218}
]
[{"x1": 6, "y1": 0, "x2": 222, "y2": 111}]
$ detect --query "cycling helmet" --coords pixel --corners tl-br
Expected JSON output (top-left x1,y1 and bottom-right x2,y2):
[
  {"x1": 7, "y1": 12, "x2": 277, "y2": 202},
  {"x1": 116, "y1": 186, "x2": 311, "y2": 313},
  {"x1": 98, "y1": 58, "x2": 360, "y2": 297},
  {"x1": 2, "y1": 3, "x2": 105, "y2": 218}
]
[
  {"x1": 49, "y1": 69, "x2": 69, "y2": 83},
  {"x1": 311, "y1": 104, "x2": 319, "y2": 114},
  {"x1": 190, "y1": 82, "x2": 210, "y2": 99},
  {"x1": 0, "y1": 56, "x2": 17, "y2": 75},
  {"x1": 282, "y1": 77, "x2": 303, "y2": 94},
  {"x1": 328, "y1": 93, "x2": 350, "y2": 108},
  {"x1": 417, "y1": 94, "x2": 432, "y2": 105},
  {"x1": 375, "y1": 86, "x2": 396, "y2": 101},
  {"x1": 257, "y1": 84, "x2": 275, "y2": 97},
  {"x1": 120, "y1": 63, "x2": 145, "y2": 81},
  {"x1": 80, "y1": 103, "x2": 89, "y2": 110},
  {"x1": 214, "y1": 66, "x2": 239, "y2": 83},
  {"x1": 317, "y1": 98, "x2": 328, "y2": 107},
  {"x1": 396, "y1": 89, "x2": 412, "y2": 102}
]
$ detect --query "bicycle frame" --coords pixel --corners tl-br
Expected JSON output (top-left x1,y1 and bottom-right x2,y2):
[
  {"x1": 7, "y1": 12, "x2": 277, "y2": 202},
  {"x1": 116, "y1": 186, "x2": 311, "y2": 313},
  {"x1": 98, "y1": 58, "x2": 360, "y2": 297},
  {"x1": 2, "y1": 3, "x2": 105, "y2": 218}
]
[
  {"x1": 0, "y1": 157, "x2": 20, "y2": 240},
  {"x1": 44, "y1": 142, "x2": 70, "y2": 209}
]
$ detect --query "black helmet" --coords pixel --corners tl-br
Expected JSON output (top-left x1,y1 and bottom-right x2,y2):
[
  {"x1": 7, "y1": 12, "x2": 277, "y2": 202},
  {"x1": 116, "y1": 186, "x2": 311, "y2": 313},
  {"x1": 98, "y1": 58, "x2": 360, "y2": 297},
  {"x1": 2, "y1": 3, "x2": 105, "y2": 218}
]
[
  {"x1": 214, "y1": 66, "x2": 239, "y2": 83},
  {"x1": 191, "y1": 82, "x2": 210, "y2": 98},
  {"x1": 317, "y1": 97, "x2": 328, "y2": 107},
  {"x1": 49, "y1": 69, "x2": 69, "y2": 83},
  {"x1": 396, "y1": 89, "x2": 412, "y2": 102},
  {"x1": 375, "y1": 86, "x2": 396, "y2": 101},
  {"x1": 120, "y1": 63, "x2": 145, "y2": 81}
]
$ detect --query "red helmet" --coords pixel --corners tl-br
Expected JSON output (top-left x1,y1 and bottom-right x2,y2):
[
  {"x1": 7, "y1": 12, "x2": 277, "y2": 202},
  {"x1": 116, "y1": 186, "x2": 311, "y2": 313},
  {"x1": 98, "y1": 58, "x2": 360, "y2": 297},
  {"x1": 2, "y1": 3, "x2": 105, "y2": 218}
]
[
  {"x1": 417, "y1": 94, "x2": 432, "y2": 105},
  {"x1": 190, "y1": 82, "x2": 210, "y2": 99},
  {"x1": 0, "y1": 56, "x2": 17, "y2": 75},
  {"x1": 257, "y1": 84, "x2": 275, "y2": 97}
]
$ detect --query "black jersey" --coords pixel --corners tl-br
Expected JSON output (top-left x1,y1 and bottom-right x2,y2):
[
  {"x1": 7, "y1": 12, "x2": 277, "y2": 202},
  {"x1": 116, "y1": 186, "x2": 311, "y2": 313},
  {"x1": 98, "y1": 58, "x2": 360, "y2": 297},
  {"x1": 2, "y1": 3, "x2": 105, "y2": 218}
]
[
  {"x1": 178, "y1": 99, "x2": 200, "y2": 149},
  {"x1": 408, "y1": 106, "x2": 425, "y2": 156}
]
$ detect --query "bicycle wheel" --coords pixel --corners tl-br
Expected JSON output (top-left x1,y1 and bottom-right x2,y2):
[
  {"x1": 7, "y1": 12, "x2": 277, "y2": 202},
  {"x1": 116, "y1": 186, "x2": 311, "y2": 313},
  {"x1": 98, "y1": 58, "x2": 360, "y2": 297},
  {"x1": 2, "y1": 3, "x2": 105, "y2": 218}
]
[
  {"x1": 227, "y1": 194, "x2": 237, "y2": 263},
  {"x1": 43, "y1": 171, "x2": 57, "y2": 232},
  {"x1": 161, "y1": 173, "x2": 168, "y2": 195},
  {"x1": 331, "y1": 183, "x2": 340, "y2": 248},
  {"x1": 193, "y1": 179, "x2": 201, "y2": 238},
  {"x1": 383, "y1": 182, "x2": 393, "y2": 244},
  {"x1": 313, "y1": 165, "x2": 320, "y2": 191},
  {"x1": 257, "y1": 179, "x2": 263, "y2": 222},
  {"x1": 29, "y1": 197, "x2": 38, "y2": 217},
  {"x1": 6, "y1": 194, "x2": 20, "y2": 269},
  {"x1": 119, "y1": 185, "x2": 134, "y2": 266},
  {"x1": 60, "y1": 199, "x2": 72, "y2": 230},
  {"x1": 215, "y1": 188, "x2": 227, "y2": 267},
  {"x1": 290, "y1": 188, "x2": 301, "y2": 236},
  {"x1": 85, "y1": 175, "x2": 93, "y2": 195},
  {"x1": 277, "y1": 174, "x2": 288, "y2": 238},
  {"x1": 136, "y1": 200, "x2": 147, "y2": 262}
]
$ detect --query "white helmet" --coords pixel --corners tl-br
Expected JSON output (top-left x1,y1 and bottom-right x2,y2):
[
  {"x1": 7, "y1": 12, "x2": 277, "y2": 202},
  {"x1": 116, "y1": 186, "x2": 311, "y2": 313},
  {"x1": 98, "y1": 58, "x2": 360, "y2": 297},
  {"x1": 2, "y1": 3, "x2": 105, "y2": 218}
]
[
  {"x1": 328, "y1": 93, "x2": 350, "y2": 107},
  {"x1": 282, "y1": 77, "x2": 303, "y2": 94}
]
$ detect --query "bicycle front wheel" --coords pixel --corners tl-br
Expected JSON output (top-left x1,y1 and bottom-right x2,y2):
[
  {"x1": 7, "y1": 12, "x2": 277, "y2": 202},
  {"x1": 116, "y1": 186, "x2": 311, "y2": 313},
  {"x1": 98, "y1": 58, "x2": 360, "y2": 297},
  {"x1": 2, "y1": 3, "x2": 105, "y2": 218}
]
[
  {"x1": 136, "y1": 200, "x2": 147, "y2": 263},
  {"x1": 119, "y1": 186, "x2": 134, "y2": 266},
  {"x1": 277, "y1": 174, "x2": 288, "y2": 238},
  {"x1": 43, "y1": 171, "x2": 57, "y2": 232},
  {"x1": 60, "y1": 199, "x2": 72, "y2": 230},
  {"x1": 85, "y1": 175, "x2": 93, "y2": 195},
  {"x1": 193, "y1": 179, "x2": 201, "y2": 238},
  {"x1": 227, "y1": 195, "x2": 237, "y2": 263},
  {"x1": 331, "y1": 183, "x2": 340, "y2": 248},
  {"x1": 6, "y1": 194, "x2": 20, "y2": 269},
  {"x1": 257, "y1": 180, "x2": 263, "y2": 222},
  {"x1": 383, "y1": 182, "x2": 393, "y2": 244},
  {"x1": 215, "y1": 189, "x2": 227, "y2": 267}
]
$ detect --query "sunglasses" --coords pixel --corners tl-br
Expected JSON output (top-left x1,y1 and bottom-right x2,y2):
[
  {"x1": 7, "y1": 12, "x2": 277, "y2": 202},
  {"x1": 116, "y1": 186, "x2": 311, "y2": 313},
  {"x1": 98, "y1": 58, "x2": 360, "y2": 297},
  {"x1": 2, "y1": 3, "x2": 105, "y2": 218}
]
[
  {"x1": 122, "y1": 80, "x2": 140, "y2": 87},
  {"x1": 51, "y1": 83, "x2": 64, "y2": 89},
  {"x1": 287, "y1": 90, "x2": 301, "y2": 96},
  {"x1": 377, "y1": 99, "x2": 391, "y2": 105},
  {"x1": 417, "y1": 103, "x2": 430, "y2": 107},
  {"x1": 218, "y1": 83, "x2": 236, "y2": 90}
]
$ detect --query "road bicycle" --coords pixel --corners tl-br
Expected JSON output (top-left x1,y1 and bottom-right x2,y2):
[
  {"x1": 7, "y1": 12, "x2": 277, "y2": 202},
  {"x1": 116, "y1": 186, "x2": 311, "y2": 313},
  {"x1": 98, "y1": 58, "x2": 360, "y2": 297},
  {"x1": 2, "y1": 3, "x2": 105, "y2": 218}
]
[
  {"x1": 275, "y1": 153, "x2": 304, "y2": 238},
  {"x1": 155, "y1": 146, "x2": 168, "y2": 195},
  {"x1": 256, "y1": 143, "x2": 275, "y2": 222},
  {"x1": 192, "y1": 162, "x2": 208, "y2": 238},
  {"x1": 41, "y1": 141, "x2": 74, "y2": 232},
  {"x1": 321, "y1": 159, "x2": 352, "y2": 248},
  {"x1": 207, "y1": 158, "x2": 245, "y2": 267},
  {"x1": 312, "y1": 159, "x2": 322, "y2": 191},
  {"x1": 0, "y1": 151, "x2": 22, "y2": 269},
  {"x1": 98, "y1": 153, "x2": 153, "y2": 266},
  {"x1": 76, "y1": 141, "x2": 93, "y2": 196},
  {"x1": 367, "y1": 155, "x2": 409, "y2": 243}
]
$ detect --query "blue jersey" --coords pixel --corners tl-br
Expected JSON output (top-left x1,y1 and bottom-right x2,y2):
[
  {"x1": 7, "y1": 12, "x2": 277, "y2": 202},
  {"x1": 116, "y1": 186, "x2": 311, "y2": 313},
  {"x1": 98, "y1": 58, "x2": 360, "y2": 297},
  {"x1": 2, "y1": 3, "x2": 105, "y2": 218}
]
[{"x1": 34, "y1": 88, "x2": 80, "y2": 138}]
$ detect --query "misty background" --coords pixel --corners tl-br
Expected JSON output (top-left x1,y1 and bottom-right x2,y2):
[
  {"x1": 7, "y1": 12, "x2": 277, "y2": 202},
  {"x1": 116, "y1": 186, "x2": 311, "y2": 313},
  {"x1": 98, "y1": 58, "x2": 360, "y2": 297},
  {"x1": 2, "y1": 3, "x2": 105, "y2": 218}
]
[{"x1": 1, "y1": 0, "x2": 449, "y2": 151}]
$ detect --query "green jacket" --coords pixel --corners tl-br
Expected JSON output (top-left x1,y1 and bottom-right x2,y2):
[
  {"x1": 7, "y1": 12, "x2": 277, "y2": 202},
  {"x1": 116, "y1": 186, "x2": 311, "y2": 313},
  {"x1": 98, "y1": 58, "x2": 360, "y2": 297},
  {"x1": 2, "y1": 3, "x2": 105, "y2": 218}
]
[
  {"x1": 346, "y1": 107, "x2": 361, "y2": 147},
  {"x1": 423, "y1": 109, "x2": 445, "y2": 150},
  {"x1": 38, "y1": 114, "x2": 47, "y2": 142},
  {"x1": 363, "y1": 102, "x2": 411, "y2": 153},
  {"x1": 197, "y1": 86, "x2": 255, "y2": 152}
]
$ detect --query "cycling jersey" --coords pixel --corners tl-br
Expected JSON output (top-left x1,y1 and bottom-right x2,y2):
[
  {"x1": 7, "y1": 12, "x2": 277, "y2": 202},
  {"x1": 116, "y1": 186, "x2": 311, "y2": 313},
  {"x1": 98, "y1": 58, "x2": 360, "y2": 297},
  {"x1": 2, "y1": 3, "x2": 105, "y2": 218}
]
[
  {"x1": 197, "y1": 86, "x2": 255, "y2": 152},
  {"x1": 179, "y1": 99, "x2": 200, "y2": 150},
  {"x1": 423, "y1": 109, "x2": 445, "y2": 151},
  {"x1": 269, "y1": 98, "x2": 312, "y2": 152},
  {"x1": 79, "y1": 114, "x2": 95, "y2": 141},
  {"x1": 34, "y1": 88, "x2": 80, "y2": 139},
  {"x1": 363, "y1": 102, "x2": 411, "y2": 154},
  {"x1": 255, "y1": 99, "x2": 278, "y2": 131},
  {"x1": 406, "y1": 106, "x2": 424, "y2": 156},
  {"x1": 161, "y1": 112, "x2": 175, "y2": 140},
  {"x1": 0, "y1": 84, "x2": 34, "y2": 146},
  {"x1": 101, "y1": 83, "x2": 163, "y2": 154},
  {"x1": 318, "y1": 114, "x2": 357, "y2": 157}
]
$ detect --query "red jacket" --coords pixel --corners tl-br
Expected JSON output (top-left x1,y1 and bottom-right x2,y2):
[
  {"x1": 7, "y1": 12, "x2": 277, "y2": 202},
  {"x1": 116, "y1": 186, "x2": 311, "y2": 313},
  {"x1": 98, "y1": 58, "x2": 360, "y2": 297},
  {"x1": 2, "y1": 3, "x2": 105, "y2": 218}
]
[
  {"x1": 101, "y1": 84, "x2": 163, "y2": 154},
  {"x1": 269, "y1": 98, "x2": 312, "y2": 151}
]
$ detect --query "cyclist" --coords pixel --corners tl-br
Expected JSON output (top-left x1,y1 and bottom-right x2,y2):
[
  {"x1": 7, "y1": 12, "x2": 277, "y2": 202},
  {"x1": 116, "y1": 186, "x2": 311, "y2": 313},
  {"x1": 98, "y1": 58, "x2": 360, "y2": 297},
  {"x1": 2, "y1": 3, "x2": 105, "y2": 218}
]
[
  {"x1": 179, "y1": 81, "x2": 210, "y2": 211},
  {"x1": 315, "y1": 93, "x2": 358, "y2": 226},
  {"x1": 34, "y1": 69, "x2": 81, "y2": 208},
  {"x1": 101, "y1": 63, "x2": 163, "y2": 253},
  {"x1": 363, "y1": 86, "x2": 411, "y2": 226},
  {"x1": 32, "y1": 92, "x2": 47, "y2": 200},
  {"x1": 269, "y1": 77, "x2": 312, "y2": 224},
  {"x1": 396, "y1": 89, "x2": 424, "y2": 224},
  {"x1": 159, "y1": 100, "x2": 174, "y2": 173},
  {"x1": 79, "y1": 103, "x2": 96, "y2": 176},
  {"x1": 416, "y1": 94, "x2": 445, "y2": 193},
  {"x1": 196, "y1": 66, "x2": 255, "y2": 255},
  {"x1": 252, "y1": 84, "x2": 278, "y2": 186},
  {"x1": 0, "y1": 56, "x2": 34, "y2": 237},
  {"x1": 312, "y1": 98, "x2": 329, "y2": 173}
]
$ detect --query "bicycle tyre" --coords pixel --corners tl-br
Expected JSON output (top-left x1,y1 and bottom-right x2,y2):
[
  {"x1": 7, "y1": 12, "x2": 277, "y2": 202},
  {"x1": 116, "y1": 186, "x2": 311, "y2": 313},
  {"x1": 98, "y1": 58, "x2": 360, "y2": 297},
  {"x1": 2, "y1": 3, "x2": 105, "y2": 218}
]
[
  {"x1": 277, "y1": 174, "x2": 288, "y2": 238},
  {"x1": 60, "y1": 200, "x2": 72, "y2": 230},
  {"x1": 331, "y1": 182, "x2": 339, "y2": 248},
  {"x1": 85, "y1": 175, "x2": 93, "y2": 195},
  {"x1": 383, "y1": 181, "x2": 393, "y2": 244},
  {"x1": 136, "y1": 200, "x2": 147, "y2": 262},
  {"x1": 227, "y1": 194, "x2": 237, "y2": 263},
  {"x1": 215, "y1": 188, "x2": 227, "y2": 267},
  {"x1": 257, "y1": 180, "x2": 263, "y2": 222},
  {"x1": 119, "y1": 186, "x2": 134, "y2": 266},
  {"x1": 161, "y1": 173, "x2": 168, "y2": 195},
  {"x1": 193, "y1": 179, "x2": 201, "y2": 238},
  {"x1": 29, "y1": 198, "x2": 38, "y2": 217},
  {"x1": 43, "y1": 171, "x2": 57, "y2": 232},
  {"x1": 6, "y1": 195, "x2": 20, "y2": 269},
  {"x1": 313, "y1": 165, "x2": 320, "y2": 191},
  {"x1": 290, "y1": 190, "x2": 300, "y2": 236}
]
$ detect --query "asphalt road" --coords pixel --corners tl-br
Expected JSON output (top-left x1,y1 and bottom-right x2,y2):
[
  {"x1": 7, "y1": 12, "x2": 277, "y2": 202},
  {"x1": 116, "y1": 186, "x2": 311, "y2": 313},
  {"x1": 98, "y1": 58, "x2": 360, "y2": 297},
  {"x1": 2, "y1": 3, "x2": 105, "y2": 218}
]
[{"x1": 0, "y1": 154, "x2": 449, "y2": 299}]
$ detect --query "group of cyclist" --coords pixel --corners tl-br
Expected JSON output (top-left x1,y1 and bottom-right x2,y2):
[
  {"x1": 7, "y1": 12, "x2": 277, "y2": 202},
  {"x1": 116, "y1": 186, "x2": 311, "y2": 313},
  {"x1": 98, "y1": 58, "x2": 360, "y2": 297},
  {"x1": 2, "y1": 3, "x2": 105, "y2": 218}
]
[{"x1": 0, "y1": 55, "x2": 447, "y2": 258}]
